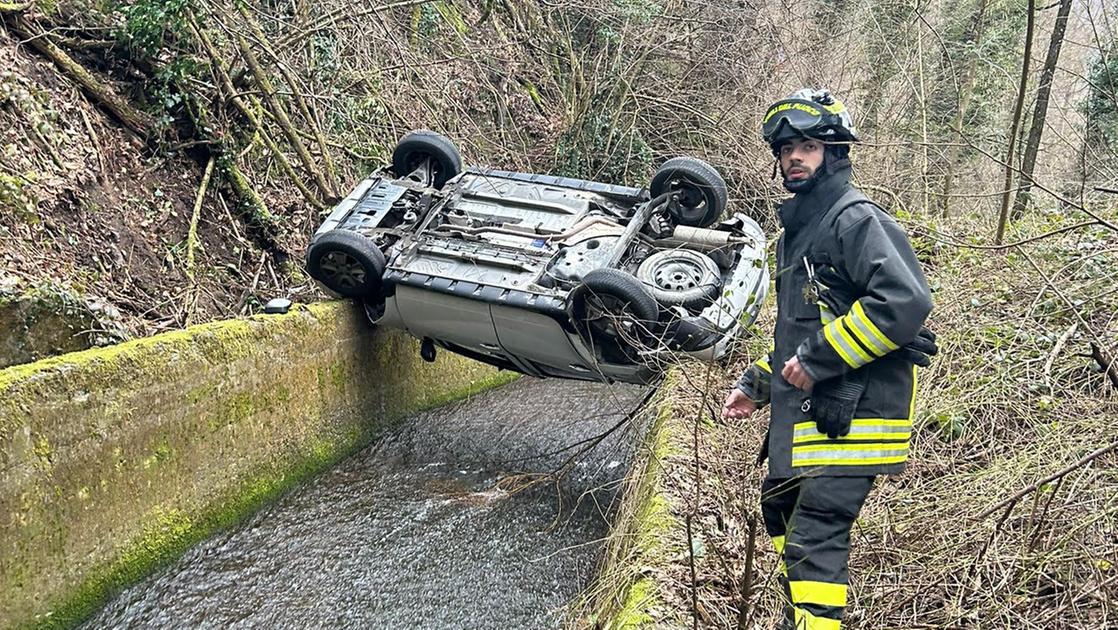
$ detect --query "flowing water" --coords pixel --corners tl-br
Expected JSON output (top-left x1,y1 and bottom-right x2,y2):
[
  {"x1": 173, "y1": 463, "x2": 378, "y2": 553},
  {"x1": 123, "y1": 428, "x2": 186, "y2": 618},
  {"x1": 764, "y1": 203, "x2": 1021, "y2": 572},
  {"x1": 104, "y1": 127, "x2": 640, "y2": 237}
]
[{"x1": 81, "y1": 377, "x2": 651, "y2": 629}]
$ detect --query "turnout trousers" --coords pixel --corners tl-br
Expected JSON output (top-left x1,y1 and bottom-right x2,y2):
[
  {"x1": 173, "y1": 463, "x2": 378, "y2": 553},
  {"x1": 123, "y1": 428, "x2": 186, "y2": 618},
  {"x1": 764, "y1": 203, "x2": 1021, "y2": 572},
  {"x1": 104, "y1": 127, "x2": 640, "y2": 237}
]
[{"x1": 760, "y1": 475, "x2": 874, "y2": 630}]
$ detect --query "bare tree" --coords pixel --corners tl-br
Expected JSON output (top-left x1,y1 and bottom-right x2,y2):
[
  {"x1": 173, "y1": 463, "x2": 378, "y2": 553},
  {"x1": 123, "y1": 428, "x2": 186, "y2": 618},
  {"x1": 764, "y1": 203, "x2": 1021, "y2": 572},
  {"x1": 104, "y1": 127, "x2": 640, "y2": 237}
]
[
  {"x1": 1010, "y1": 0, "x2": 1074, "y2": 220},
  {"x1": 996, "y1": 0, "x2": 1037, "y2": 244}
]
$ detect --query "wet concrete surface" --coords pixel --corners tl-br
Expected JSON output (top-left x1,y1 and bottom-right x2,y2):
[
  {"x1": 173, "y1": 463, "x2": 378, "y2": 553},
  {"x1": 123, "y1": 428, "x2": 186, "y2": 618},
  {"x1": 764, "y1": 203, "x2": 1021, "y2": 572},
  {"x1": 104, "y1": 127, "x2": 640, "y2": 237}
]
[{"x1": 82, "y1": 377, "x2": 651, "y2": 629}]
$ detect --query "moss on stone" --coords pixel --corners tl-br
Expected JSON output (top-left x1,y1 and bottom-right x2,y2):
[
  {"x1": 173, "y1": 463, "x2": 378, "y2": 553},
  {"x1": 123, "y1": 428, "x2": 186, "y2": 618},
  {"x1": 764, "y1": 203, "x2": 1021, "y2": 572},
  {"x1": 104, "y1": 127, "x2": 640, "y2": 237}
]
[
  {"x1": 0, "y1": 302, "x2": 344, "y2": 433},
  {"x1": 591, "y1": 371, "x2": 681, "y2": 629},
  {"x1": 608, "y1": 578, "x2": 656, "y2": 628}
]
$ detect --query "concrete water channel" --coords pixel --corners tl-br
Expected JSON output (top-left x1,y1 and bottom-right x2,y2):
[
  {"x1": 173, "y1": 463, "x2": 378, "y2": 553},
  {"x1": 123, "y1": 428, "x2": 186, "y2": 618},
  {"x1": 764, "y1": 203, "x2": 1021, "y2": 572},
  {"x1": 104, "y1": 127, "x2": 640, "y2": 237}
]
[{"x1": 80, "y1": 377, "x2": 652, "y2": 629}]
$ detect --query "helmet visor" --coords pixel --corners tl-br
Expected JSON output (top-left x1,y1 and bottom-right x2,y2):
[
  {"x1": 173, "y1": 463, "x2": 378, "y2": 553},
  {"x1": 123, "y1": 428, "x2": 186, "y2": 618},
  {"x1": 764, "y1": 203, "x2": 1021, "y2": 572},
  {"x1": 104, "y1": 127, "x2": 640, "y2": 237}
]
[{"x1": 761, "y1": 99, "x2": 824, "y2": 141}]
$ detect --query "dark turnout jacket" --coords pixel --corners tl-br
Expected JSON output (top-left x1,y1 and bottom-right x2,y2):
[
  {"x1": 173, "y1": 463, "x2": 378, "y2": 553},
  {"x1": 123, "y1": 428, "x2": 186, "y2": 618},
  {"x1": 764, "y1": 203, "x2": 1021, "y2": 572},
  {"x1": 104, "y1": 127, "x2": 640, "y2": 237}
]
[{"x1": 738, "y1": 165, "x2": 932, "y2": 477}]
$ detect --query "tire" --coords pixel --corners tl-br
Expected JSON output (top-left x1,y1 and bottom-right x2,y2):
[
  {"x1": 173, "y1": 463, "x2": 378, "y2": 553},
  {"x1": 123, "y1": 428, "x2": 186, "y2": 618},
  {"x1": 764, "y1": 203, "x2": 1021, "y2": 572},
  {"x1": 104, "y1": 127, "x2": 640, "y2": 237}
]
[
  {"x1": 391, "y1": 130, "x2": 463, "y2": 189},
  {"x1": 571, "y1": 268, "x2": 660, "y2": 351},
  {"x1": 636, "y1": 249, "x2": 722, "y2": 309},
  {"x1": 649, "y1": 157, "x2": 728, "y2": 228},
  {"x1": 306, "y1": 230, "x2": 386, "y2": 298}
]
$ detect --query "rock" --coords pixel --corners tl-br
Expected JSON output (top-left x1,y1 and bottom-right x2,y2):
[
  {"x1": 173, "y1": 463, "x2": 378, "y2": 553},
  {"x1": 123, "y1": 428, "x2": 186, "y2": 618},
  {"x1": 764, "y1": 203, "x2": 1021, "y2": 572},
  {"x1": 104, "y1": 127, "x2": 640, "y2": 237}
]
[{"x1": 0, "y1": 284, "x2": 129, "y2": 368}]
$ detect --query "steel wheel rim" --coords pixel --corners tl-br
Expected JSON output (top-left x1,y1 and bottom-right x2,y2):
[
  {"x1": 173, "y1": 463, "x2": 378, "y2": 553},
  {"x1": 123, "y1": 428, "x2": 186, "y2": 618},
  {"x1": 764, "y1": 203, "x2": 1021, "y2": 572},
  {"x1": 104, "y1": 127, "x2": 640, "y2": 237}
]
[{"x1": 651, "y1": 258, "x2": 707, "y2": 293}]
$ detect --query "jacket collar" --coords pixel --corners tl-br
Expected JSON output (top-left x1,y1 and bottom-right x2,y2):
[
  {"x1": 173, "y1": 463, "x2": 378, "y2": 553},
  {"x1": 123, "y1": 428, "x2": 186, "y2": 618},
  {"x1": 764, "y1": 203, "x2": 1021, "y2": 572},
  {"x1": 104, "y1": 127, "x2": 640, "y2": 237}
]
[{"x1": 778, "y1": 164, "x2": 853, "y2": 235}]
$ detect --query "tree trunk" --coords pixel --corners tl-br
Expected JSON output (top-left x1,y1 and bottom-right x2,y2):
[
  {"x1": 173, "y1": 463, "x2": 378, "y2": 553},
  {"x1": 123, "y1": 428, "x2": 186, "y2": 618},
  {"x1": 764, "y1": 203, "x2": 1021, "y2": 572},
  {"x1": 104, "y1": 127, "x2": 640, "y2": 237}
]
[
  {"x1": 940, "y1": 0, "x2": 990, "y2": 217},
  {"x1": 995, "y1": 0, "x2": 1036, "y2": 245},
  {"x1": 234, "y1": 33, "x2": 334, "y2": 202},
  {"x1": 5, "y1": 14, "x2": 155, "y2": 138},
  {"x1": 917, "y1": 0, "x2": 930, "y2": 215},
  {"x1": 1010, "y1": 0, "x2": 1073, "y2": 220}
]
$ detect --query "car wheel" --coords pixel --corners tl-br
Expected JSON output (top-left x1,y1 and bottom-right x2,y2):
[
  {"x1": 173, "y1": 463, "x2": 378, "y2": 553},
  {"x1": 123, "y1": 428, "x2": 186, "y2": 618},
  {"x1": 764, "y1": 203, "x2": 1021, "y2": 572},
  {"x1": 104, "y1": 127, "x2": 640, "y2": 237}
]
[
  {"x1": 571, "y1": 268, "x2": 660, "y2": 353},
  {"x1": 649, "y1": 157, "x2": 727, "y2": 228},
  {"x1": 306, "y1": 230, "x2": 386, "y2": 298},
  {"x1": 391, "y1": 130, "x2": 463, "y2": 189},
  {"x1": 636, "y1": 249, "x2": 722, "y2": 309}
]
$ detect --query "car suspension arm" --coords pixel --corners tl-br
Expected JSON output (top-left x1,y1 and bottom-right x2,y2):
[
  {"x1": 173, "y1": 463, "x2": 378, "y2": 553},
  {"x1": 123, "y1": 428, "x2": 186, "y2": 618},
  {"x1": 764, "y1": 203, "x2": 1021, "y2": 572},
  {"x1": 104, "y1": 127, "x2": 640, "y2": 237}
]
[{"x1": 603, "y1": 192, "x2": 673, "y2": 269}]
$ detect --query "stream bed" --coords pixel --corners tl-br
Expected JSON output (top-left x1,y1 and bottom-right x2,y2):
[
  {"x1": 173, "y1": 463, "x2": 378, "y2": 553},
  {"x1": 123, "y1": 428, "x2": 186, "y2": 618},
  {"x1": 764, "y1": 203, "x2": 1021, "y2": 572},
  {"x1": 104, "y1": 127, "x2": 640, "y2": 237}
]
[{"x1": 81, "y1": 377, "x2": 650, "y2": 629}]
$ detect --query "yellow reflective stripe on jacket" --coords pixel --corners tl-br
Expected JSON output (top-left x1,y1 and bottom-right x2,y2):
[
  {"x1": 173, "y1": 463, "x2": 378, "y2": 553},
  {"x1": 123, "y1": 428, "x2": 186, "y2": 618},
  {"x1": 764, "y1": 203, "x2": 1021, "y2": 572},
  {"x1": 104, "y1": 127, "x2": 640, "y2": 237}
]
[
  {"x1": 793, "y1": 418, "x2": 912, "y2": 432},
  {"x1": 792, "y1": 442, "x2": 909, "y2": 467},
  {"x1": 793, "y1": 443, "x2": 909, "y2": 454},
  {"x1": 852, "y1": 301, "x2": 899, "y2": 351},
  {"x1": 818, "y1": 302, "x2": 837, "y2": 325},
  {"x1": 795, "y1": 454, "x2": 908, "y2": 467},
  {"x1": 794, "y1": 607, "x2": 841, "y2": 630},
  {"x1": 790, "y1": 580, "x2": 848, "y2": 607},
  {"x1": 845, "y1": 310, "x2": 891, "y2": 357},
  {"x1": 793, "y1": 431, "x2": 911, "y2": 444},
  {"x1": 772, "y1": 535, "x2": 786, "y2": 554},
  {"x1": 909, "y1": 364, "x2": 918, "y2": 418},
  {"x1": 756, "y1": 357, "x2": 772, "y2": 374},
  {"x1": 792, "y1": 418, "x2": 911, "y2": 444},
  {"x1": 823, "y1": 320, "x2": 869, "y2": 368},
  {"x1": 836, "y1": 318, "x2": 874, "y2": 364}
]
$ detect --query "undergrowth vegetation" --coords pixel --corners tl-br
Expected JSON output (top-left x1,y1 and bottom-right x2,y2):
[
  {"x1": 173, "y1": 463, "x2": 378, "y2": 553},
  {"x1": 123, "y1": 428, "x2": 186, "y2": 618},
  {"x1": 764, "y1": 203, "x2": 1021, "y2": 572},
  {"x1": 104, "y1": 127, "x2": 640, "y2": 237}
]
[{"x1": 577, "y1": 206, "x2": 1118, "y2": 628}]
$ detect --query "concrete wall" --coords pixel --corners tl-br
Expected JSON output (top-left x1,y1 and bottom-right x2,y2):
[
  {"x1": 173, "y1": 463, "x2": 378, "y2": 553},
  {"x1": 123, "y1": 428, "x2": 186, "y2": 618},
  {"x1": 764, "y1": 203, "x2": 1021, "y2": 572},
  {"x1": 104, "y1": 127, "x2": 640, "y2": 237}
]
[
  {"x1": 586, "y1": 373, "x2": 682, "y2": 629},
  {"x1": 0, "y1": 301, "x2": 516, "y2": 629}
]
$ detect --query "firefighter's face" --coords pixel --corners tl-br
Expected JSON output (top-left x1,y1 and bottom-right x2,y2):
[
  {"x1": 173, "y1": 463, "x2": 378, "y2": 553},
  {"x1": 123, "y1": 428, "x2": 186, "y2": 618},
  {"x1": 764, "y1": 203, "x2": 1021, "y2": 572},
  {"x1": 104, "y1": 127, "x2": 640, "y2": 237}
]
[{"x1": 779, "y1": 138, "x2": 824, "y2": 182}]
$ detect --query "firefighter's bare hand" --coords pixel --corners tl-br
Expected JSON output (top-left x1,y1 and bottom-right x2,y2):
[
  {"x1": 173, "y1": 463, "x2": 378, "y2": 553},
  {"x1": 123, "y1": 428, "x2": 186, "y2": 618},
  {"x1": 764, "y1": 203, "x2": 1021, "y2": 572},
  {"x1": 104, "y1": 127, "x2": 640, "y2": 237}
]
[
  {"x1": 722, "y1": 389, "x2": 758, "y2": 419},
  {"x1": 782, "y1": 356, "x2": 815, "y2": 391}
]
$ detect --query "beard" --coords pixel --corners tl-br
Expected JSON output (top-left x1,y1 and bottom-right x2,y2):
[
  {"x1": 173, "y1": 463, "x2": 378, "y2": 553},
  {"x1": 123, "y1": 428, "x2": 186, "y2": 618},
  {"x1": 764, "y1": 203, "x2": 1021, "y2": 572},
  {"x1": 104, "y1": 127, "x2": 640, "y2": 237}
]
[{"x1": 782, "y1": 163, "x2": 823, "y2": 193}]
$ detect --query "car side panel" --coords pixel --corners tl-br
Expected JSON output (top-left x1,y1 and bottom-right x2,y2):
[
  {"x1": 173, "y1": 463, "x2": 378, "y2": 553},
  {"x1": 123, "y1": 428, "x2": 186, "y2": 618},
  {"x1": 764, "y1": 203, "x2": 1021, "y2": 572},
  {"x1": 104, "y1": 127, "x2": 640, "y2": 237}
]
[
  {"x1": 390, "y1": 286, "x2": 504, "y2": 356},
  {"x1": 490, "y1": 305, "x2": 593, "y2": 375}
]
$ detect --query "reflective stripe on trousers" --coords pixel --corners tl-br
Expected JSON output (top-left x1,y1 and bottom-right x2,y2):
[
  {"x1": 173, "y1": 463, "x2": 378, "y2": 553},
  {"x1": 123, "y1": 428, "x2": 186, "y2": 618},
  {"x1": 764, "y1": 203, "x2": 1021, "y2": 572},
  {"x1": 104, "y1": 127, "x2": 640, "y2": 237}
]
[{"x1": 760, "y1": 475, "x2": 875, "y2": 629}]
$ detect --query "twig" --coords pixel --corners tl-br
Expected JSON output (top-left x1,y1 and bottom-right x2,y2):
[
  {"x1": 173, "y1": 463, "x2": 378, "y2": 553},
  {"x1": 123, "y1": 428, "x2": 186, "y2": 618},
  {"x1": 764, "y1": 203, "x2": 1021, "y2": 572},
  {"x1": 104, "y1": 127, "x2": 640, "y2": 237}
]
[
  {"x1": 1025, "y1": 476, "x2": 1064, "y2": 555},
  {"x1": 236, "y1": 4, "x2": 339, "y2": 199},
  {"x1": 1042, "y1": 322, "x2": 1077, "y2": 386},
  {"x1": 736, "y1": 513, "x2": 757, "y2": 629},
  {"x1": 686, "y1": 513, "x2": 698, "y2": 630},
  {"x1": 975, "y1": 439, "x2": 1118, "y2": 520},
  {"x1": 858, "y1": 183, "x2": 911, "y2": 215},
  {"x1": 909, "y1": 220, "x2": 1099, "y2": 251},
  {"x1": 186, "y1": 155, "x2": 216, "y2": 282},
  {"x1": 77, "y1": 105, "x2": 106, "y2": 181},
  {"x1": 688, "y1": 361, "x2": 716, "y2": 630},
  {"x1": 1089, "y1": 342, "x2": 1118, "y2": 389},
  {"x1": 496, "y1": 386, "x2": 657, "y2": 495},
  {"x1": 233, "y1": 31, "x2": 333, "y2": 201},
  {"x1": 274, "y1": 0, "x2": 437, "y2": 53},
  {"x1": 962, "y1": 496, "x2": 1017, "y2": 607},
  {"x1": 238, "y1": 251, "x2": 269, "y2": 313},
  {"x1": 188, "y1": 17, "x2": 321, "y2": 212}
]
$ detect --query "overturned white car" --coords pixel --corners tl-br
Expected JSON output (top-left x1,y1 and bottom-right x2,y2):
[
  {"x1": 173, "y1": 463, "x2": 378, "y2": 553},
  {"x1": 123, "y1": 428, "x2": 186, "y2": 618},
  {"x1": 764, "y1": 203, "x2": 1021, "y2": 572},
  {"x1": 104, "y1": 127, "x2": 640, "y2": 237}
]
[{"x1": 306, "y1": 131, "x2": 768, "y2": 384}]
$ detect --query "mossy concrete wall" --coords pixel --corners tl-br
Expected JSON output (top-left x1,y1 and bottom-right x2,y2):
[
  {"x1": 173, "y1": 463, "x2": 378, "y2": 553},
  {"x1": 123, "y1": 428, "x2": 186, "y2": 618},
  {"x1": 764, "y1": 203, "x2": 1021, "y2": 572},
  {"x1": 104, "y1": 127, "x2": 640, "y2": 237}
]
[
  {"x1": 0, "y1": 301, "x2": 516, "y2": 629},
  {"x1": 589, "y1": 373, "x2": 682, "y2": 629}
]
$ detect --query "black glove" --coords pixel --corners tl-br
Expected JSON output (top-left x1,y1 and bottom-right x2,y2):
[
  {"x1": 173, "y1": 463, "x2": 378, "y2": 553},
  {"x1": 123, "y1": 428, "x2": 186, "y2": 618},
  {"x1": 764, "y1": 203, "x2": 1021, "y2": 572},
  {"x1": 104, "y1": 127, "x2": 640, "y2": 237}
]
[
  {"x1": 892, "y1": 326, "x2": 938, "y2": 367},
  {"x1": 808, "y1": 368, "x2": 868, "y2": 439}
]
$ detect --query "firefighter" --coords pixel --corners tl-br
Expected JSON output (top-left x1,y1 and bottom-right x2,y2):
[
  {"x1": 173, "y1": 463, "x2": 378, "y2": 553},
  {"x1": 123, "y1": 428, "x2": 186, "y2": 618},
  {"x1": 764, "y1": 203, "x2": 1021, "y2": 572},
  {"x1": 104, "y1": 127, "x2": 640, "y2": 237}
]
[{"x1": 722, "y1": 88, "x2": 935, "y2": 629}]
